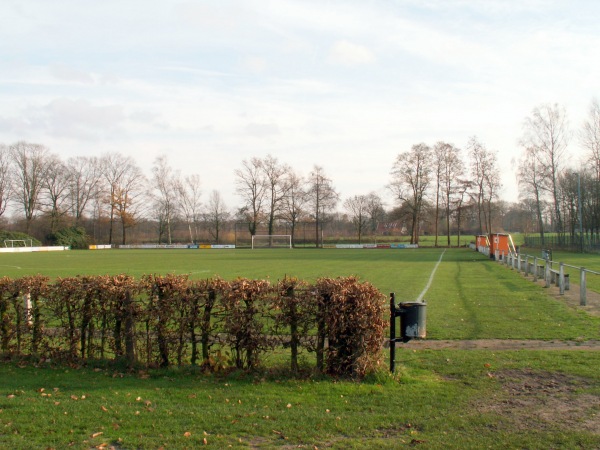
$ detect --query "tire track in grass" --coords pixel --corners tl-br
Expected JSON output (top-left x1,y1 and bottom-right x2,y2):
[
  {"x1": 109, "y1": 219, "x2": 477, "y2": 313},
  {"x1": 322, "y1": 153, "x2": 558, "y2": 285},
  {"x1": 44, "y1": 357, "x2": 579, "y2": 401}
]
[{"x1": 416, "y1": 249, "x2": 446, "y2": 302}]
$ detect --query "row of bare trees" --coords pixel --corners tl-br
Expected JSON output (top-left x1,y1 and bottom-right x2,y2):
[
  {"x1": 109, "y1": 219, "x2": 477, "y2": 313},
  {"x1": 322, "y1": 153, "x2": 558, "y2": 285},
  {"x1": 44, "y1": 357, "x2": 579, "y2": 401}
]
[
  {"x1": 0, "y1": 143, "x2": 229, "y2": 245},
  {"x1": 2, "y1": 99, "x2": 599, "y2": 247},
  {"x1": 518, "y1": 100, "x2": 600, "y2": 246},
  {"x1": 235, "y1": 156, "x2": 340, "y2": 247},
  {"x1": 388, "y1": 137, "x2": 501, "y2": 245}
]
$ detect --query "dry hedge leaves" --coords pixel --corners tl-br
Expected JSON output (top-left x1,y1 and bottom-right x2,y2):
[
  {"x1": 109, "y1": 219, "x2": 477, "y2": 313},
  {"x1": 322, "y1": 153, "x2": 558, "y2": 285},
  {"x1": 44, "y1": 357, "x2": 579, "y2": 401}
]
[{"x1": 0, "y1": 275, "x2": 387, "y2": 378}]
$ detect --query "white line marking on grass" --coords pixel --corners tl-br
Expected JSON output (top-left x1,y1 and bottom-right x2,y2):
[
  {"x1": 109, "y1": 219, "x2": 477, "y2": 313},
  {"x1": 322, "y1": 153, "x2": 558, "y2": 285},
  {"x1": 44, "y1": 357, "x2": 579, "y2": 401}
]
[
  {"x1": 416, "y1": 249, "x2": 446, "y2": 303},
  {"x1": 0, "y1": 265, "x2": 22, "y2": 269}
]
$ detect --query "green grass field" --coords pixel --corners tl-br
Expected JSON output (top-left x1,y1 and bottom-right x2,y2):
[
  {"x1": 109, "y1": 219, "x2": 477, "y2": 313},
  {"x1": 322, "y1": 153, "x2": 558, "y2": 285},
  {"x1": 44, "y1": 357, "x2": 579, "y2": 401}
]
[
  {"x1": 2, "y1": 248, "x2": 598, "y2": 341},
  {"x1": 0, "y1": 248, "x2": 599, "y2": 449}
]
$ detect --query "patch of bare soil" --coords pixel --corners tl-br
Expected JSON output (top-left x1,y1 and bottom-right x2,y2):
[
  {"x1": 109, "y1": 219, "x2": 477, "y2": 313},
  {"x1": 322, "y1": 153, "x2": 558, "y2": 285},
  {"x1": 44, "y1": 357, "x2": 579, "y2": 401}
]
[
  {"x1": 477, "y1": 368, "x2": 600, "y2": 435},
  {"x1": 532, "y1": 274, "x2": 600, "y2": 317}
]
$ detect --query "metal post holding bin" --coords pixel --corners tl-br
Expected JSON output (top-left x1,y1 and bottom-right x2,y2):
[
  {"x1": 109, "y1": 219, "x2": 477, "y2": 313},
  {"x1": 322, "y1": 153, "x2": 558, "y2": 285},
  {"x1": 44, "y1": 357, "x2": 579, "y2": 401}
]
[{"x1": 389, "y1": 293, "x2": 427, "y2": 372}]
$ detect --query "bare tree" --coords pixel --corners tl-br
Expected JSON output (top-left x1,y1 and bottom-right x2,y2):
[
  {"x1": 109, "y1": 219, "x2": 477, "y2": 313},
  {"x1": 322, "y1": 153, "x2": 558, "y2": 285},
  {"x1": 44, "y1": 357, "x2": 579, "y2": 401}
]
[
  {"x1": 101, "y1": 153, "x2": 146, "y2": 245},
  {"x1": 9, "y1": 141, "x2": 51, "y2": 233},
  {"x1": 65, "y1": 156, "x2": 102, "y2": 225},
  {"x1": 365, "y1": 192, "x2": 384, "y2": 235},
  {"x1": 434, "y1": 141, "x2": 464, "y2": 246},
  {"x1": 176, "y1": 174, "x2": 202, "y2": 243},
  {"x1": 581, "y1": 98, "x2": 600, "y2": 181},
  {"x1": 261, "y1": 155, "x2": 291, "y2": 238},
  {"x1": 0, "y1": 144, "x2": 13, "y2": 218},
  {"x1": 306, "y1": 166, "x2": 339, "y2": 247},
  {"x1": 280, "y1": 171, "x2": 307, "y2": 247},
  {"x1": 518, "y1": 146, "x2": 547, "y2": 242},
  {"x1": 453, "y1": 179, "x2": 473, "y2": 246},
  {"x1": 204, "y1": 190, "x2": 229, "y2": 244},
  {"x1": 468, "y1": 137, "x2": 501, "y2": 235},
  {"x1": 580, "y1": 99, "x2": 600, "y2": 237},
  {"x1": 520, "y1": 103, "x2": 569, "y2": 234},
  {"x1": 235, "y1": 157, "x2": 266, "y2": 236},
  {"x1": 41, "y1": 154, "x2": 70, "y2": 233},
  {"x1": 390, "y1": 144, "x2": 432, "y2": 244},
  {"x1": 151, "y1": 155, "x2": 178, "y2": 244},
  {"x1": 344, "y1": 195, "x2": 369, "y2": 243}
]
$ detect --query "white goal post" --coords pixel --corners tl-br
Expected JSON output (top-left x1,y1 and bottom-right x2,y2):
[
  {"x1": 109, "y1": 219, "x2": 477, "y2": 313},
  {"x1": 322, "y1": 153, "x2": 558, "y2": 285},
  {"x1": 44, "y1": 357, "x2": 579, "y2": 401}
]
[
  {"x1": 251, "y1": 235, "x2": 292, "y2": 249},
  {"x1": 4, "y1": 239, "x2": 32, "y2": 248}
]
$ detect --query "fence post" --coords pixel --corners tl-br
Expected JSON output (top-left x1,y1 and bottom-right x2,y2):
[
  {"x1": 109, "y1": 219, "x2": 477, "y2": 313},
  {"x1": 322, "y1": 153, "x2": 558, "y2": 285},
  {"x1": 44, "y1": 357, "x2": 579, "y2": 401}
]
[
  {"x1": 23, "y1": 293, "x2": 33, "y2": 326},
  {"x1": 559, "y1": 262, "x2": 565, "y2": 295},
  {"x1": 545, "y1": 260, "x2": 551, "y2": 288},
  {"x1": 389, "y1": 293, "x2": 396, "y2": 373},
  {"x1": 580, "y1": 268, "x2": 587, "y2": 306},
  {"x1": 124, "y1": 290, "x2": 136, "y2": 368},
  {"x1": 533, "y1": 257, "x2": 538, "y2": 281}
]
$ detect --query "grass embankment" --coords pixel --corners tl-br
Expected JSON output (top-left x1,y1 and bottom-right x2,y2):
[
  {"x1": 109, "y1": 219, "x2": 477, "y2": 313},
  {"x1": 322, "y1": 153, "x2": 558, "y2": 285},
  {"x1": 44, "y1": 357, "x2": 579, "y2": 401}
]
[{"x1": 0, "y1": 248, "x2": 599, "y2": 448}]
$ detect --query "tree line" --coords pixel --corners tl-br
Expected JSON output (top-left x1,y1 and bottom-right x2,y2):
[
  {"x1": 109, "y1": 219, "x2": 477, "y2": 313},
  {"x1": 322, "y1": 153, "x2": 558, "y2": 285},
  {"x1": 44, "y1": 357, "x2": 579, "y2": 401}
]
[{"x1": 0, "y1": 100, "x2": 599, "y2": 248}]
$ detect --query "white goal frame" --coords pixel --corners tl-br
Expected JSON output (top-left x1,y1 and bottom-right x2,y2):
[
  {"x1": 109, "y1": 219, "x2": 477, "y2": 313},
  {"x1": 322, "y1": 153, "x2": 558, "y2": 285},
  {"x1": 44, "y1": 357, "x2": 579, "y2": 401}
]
[
  {"x1": 251, "y1": 235, "x2": 292, "y2": 249},
  {"x1": 4, "y1": 239, "x2": 32, "y2": 248}
]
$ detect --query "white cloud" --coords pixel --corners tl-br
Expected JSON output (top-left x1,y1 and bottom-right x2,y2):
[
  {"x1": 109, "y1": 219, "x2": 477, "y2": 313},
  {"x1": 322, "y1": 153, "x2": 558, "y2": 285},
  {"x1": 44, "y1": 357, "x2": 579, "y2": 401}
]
[
  {"x1": 49, "y1": 64, "x2": 94, "y2": 84},
  {"x1": 328, "y1": 40, "x2": 376, "y2": 66}
]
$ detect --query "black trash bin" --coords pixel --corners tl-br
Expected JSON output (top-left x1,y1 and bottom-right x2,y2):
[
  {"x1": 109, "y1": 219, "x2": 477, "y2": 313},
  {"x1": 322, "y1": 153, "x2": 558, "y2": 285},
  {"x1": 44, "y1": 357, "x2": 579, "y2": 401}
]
[
  {"x1": 398, "y1": 302, "x2": 426, "y2": 341},
  {"x1": 542, "y1": 249, "x2": 553, "y2": 261}
]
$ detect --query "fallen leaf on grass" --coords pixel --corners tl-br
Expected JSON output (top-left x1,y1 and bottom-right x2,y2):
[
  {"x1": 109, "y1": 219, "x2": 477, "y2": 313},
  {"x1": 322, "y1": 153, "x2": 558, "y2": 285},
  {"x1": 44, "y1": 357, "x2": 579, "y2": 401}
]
[
  {"x1": 183, "y1": 431, "x2": 191, "y2": 437},
  {"x1": 91, "y1": 432, "x2": 103, "y2": 438},
  {"x1": 101, "y1": 406, "x2": 108, "y2": 412}
]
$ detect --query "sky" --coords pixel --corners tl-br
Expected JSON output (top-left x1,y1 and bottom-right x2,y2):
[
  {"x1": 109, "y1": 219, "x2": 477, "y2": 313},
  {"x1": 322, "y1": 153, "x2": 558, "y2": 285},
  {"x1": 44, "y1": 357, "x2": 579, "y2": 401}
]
[{"x1": 2, "y1": 0, "x2": 600, "y2": 211}]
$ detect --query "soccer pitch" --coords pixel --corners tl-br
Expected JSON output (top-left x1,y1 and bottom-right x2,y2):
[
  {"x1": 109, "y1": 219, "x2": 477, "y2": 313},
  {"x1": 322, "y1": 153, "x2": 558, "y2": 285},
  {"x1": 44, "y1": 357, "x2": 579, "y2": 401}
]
[{"x1": 0, "y1": 247, "x2": 451, "y2": 300}]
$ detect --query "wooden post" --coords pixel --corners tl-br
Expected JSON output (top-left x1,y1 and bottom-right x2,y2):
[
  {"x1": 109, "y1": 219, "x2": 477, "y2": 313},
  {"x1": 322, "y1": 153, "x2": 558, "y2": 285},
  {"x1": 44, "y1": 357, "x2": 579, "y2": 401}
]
[
  {"x1": 23, "y1": 293, "x2": 32, "y2": 326},
  {"x1": 559, "y1": 263, "x2": 565, "y2": 295},
  {"x1": 580, "y1": 268, "x2": 587, "y2": 306},
  {"x1": 389, "y1": 293, "x2": 396, "y2": 373}
]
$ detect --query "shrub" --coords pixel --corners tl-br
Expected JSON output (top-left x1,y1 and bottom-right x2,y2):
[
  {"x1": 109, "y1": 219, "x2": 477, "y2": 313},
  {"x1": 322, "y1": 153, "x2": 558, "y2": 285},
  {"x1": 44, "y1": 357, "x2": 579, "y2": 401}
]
[
  {"x1": 0, "y1": 230, "x2": 41, "y2": 247},
  {"x1": 0, "y1": 275, "x2": 388, "y2": 378},
  {"x1": 46, "y1": 226, "x2": 89, "y2": 249}
]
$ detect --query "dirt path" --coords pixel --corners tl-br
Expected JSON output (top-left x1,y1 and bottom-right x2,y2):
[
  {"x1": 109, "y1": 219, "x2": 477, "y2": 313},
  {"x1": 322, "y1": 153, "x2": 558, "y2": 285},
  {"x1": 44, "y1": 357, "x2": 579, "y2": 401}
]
[{"x1": 401, "y1": 339, "x2": 600, "y2": 350}]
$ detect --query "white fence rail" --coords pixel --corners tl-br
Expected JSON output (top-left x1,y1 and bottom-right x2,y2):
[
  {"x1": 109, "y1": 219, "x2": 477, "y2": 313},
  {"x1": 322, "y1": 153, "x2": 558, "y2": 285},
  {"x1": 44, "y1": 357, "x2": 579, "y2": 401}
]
[{"x1": 497, "y1": 251, "x2": 600, "y2": 307}]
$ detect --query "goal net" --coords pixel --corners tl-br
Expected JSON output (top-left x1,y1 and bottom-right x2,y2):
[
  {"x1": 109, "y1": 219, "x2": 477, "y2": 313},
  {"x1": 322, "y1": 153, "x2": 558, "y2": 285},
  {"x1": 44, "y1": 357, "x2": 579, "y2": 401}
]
[{"x1": 251, "y1": 235, "x2": 292, "y2": 249}]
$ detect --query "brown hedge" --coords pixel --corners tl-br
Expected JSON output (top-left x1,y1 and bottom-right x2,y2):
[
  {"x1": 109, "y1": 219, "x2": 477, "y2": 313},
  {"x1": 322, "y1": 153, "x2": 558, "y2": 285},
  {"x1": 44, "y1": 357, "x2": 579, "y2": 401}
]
[{"x1": 0, "y1": 275, "x2": 387, "y2": 378}]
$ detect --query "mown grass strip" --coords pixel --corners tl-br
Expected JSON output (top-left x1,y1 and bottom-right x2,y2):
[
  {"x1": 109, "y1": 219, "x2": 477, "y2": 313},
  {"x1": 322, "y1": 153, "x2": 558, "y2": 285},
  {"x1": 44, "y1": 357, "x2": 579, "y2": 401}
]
[{"x1": 0, "y1": 350, "x2": 599, "y2": 449}]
